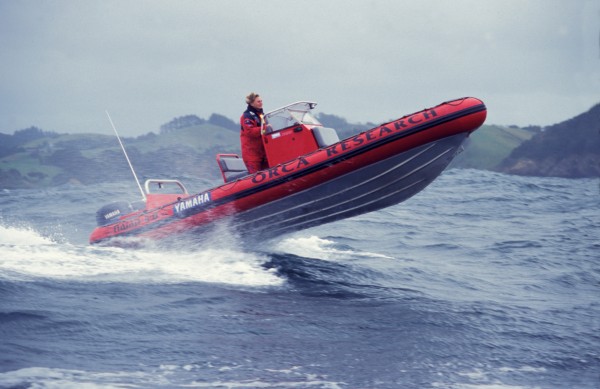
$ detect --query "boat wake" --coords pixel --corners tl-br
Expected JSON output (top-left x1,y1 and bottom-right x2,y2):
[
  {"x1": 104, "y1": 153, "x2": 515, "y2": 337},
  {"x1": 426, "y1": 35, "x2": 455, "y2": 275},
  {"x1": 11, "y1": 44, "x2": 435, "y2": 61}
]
[
  {"x1": 0, "y1": 221, "x2": 400, "y2": 297},
  {"x1": 270, "y1": 235, "x2": 393, "y2": 262},
  {"x1": 0, "y1": 224, "x2": 282, "y2": 287}
]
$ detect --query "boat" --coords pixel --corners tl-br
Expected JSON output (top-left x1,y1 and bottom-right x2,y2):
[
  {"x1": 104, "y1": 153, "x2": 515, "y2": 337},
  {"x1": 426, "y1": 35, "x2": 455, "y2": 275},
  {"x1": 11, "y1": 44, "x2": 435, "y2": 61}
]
[{"x1": 89, "y1": 97, "x2": 487, "y2": 245}]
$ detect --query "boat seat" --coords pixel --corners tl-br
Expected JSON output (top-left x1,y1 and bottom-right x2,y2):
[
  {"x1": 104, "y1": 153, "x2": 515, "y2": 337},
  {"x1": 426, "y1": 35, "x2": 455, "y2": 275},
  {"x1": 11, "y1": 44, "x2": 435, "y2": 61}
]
[
  {"x1": 218, "y1": 154, "x2": 249, "y2": 182},
  {"x1": 312, "y1": 127, "x2": 340, "y2": 147}
]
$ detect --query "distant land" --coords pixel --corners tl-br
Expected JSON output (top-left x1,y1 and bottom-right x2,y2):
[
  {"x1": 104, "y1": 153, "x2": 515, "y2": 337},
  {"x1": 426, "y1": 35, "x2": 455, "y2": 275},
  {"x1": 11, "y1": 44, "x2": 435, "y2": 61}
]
[
  {"x1": 496, "y1": 103, "x2": 600, "y2": 178},
  {"x1": 0, "y1": 103, "x2": 598, "y2": 190}
]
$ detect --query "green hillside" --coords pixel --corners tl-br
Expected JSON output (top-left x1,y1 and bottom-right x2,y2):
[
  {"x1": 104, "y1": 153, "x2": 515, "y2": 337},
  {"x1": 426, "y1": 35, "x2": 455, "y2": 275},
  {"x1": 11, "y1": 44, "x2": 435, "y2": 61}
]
[
  {"x1": 451, "y1": 125, "x2": 535, "y2": 170},
  {"x1": 0, "y1": 124, "x2": 241, "y2": 188},
  {"x1": 0, "y1": 122, "x2": 532, "y2": 189},
  {"x1": 131, "y1": 124, "x2": 239, "y2": 154},
  {"x1": 1, "y1": 152, "x2": 62, "y2": 179},
  {"x1": 0, "y1": 119, "x2": 544, "y2": 189}
]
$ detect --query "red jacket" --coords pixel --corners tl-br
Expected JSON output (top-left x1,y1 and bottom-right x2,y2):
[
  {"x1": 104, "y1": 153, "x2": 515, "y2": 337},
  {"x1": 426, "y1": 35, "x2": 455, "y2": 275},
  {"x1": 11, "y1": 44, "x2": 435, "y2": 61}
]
[{"x1": 240, "y1": 106, "x2": 266, "y2": 163}]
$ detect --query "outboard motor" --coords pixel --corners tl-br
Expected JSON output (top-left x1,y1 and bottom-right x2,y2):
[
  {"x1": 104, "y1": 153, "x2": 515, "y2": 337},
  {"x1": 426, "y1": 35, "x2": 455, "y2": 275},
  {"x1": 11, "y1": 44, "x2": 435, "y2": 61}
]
[{"x1": 95, "y1": 201, "x2": 133, "y2": 226}]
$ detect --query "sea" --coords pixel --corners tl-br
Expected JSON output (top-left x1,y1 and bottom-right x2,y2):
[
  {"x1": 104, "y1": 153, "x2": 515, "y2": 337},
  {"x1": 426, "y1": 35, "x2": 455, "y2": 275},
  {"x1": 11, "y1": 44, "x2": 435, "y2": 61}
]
[{"x1": 0, "y1": 168, "x2": 598, "y2": 389}]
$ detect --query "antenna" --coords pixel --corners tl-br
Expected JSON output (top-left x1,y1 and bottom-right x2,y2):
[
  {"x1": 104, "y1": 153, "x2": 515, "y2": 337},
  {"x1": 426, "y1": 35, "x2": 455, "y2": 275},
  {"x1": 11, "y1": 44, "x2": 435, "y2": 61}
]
[{"x1": 105, "y1": 111, "x2": 147, "y2": 201}]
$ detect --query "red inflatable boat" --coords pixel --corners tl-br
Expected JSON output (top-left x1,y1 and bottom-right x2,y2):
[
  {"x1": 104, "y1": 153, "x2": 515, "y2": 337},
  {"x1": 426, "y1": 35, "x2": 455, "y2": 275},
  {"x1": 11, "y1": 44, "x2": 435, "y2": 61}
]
[{"x1": 90, "y1": 97, "x2": 487, "y2": 245}]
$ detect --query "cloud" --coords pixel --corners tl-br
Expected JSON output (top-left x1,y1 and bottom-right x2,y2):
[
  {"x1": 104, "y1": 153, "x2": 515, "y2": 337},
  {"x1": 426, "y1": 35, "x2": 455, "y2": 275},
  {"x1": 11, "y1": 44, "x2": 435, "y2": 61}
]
[{"x1": 0, "y1": 0, "x2": 598, "y2": 135}]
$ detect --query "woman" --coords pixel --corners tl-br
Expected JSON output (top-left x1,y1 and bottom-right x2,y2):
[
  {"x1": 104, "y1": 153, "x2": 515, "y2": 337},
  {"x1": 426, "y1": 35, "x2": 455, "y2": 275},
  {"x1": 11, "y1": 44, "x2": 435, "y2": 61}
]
[{"x1": 239, "y1": 92, "x2": 268, "y2": 173}]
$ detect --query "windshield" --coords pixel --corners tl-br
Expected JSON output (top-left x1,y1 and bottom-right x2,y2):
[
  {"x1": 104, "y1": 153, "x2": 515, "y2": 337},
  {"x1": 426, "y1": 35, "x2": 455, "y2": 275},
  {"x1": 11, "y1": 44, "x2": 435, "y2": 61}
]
[{"x1": 265, "y1": 101, "x2": 321, "y2": 133}]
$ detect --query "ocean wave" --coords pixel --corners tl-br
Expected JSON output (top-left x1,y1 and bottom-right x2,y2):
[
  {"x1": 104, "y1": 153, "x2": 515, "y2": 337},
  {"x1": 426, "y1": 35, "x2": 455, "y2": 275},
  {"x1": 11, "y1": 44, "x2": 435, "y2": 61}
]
[
  {"x1": 1, "y1": 170, "x2": 598, "y2": 388},
  {"x1": 0, "y1": 224, "x2": 56, "y2": 246},
  {"x1": 270, "y1": 235, "x2": 393, "y2": 261},
  {"x1": 0, "y1": 365, "x2": 345, "y2": 389},
  {"x1": 0, "y1": 224, "x2": 282, "y2": 287}
]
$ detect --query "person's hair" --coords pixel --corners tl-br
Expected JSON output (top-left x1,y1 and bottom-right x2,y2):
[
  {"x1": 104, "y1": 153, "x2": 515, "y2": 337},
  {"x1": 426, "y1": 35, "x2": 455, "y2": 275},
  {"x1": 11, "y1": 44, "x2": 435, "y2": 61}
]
[{"x1": 246, "y1": 92, "x2": 260, "y2": 105}]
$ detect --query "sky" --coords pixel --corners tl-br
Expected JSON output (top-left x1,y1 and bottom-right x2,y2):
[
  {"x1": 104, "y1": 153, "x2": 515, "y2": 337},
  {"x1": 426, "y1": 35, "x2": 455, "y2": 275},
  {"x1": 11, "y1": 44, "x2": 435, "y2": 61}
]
[{"x1": 1, "y1": 0, "x2": 599, "y2": 136}]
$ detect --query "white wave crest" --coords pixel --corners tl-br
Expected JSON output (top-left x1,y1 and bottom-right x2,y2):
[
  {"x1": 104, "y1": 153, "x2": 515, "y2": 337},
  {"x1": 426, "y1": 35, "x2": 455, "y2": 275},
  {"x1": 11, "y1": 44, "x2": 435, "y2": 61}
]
[
  {"x1": 0, "y1": 366, "x2": 344, "y2": 389},
  {"x1": 0, "y1": 225, "x2": 282, "y2": 287},
  {"x1": 272, "y1": 235, "x2": 392, "y2": 261},
  {"x1": 0, "y1": 225, "x2": 56, "y2": 246}
]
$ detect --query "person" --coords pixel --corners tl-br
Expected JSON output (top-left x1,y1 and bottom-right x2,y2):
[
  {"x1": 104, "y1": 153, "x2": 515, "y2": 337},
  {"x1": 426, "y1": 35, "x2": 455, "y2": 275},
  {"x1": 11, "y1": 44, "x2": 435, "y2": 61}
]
[{"x1": 240, "y1": 92, "x2": 268, "y2": 173}]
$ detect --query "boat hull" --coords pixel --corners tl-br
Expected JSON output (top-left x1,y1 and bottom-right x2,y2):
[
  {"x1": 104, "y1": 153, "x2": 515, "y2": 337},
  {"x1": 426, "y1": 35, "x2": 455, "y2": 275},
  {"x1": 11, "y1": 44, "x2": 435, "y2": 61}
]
[{"x1": 232, "y1": 133, "x2": 468, "y2": 239}]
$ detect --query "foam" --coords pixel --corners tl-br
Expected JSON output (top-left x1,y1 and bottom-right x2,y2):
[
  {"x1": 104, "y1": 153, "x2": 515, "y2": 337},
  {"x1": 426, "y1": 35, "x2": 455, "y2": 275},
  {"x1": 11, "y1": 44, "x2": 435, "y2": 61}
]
[
  {"x1": 0, "y1": 366, "x2": 344, "y2": 389},
  {"x1": 272, "y1": 235, "x2": 392, "y2": 261},
  {"x1": 0, "y1": 225, "x2": 55, "y2": 246},
  {"x1": 0, "y1": 225, "x2": 282, "y2": 287},
  {"x1": 431, "y1": 366, "x2": 547, "y2": 389},
  {"x1": 0, "y1": 367, "x2": 126, "y2": 389}
]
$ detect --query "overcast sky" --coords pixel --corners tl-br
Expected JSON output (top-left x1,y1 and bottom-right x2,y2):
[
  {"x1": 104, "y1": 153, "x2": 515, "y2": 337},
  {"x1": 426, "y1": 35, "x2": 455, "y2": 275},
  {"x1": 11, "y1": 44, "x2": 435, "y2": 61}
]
[{"x1": 1, "y1": 0, "x2": 599, "y2": 136}]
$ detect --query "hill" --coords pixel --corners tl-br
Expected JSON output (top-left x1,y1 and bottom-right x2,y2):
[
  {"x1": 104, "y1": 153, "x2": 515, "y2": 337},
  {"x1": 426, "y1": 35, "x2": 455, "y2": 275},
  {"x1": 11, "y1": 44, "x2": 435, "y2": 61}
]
[
  {"x1": 497, "y1": 103, "x2": 600, "y2": 178},
  {"x1": 0, "y1": 124, "x2": 241, "y2": 189},
  {"x1": 450, "y1": 124, "x2": 535, "y2": 170},
  {"x1": 0, "y1": 111, "x2": 394, "y2": 189},
  {"x1": 2, "y1": 102, "x2": 598, "y2": 189}
]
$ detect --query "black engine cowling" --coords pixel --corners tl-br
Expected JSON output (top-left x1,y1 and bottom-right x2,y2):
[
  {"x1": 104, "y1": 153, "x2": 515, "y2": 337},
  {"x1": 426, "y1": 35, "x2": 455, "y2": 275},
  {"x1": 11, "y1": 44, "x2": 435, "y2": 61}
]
[{"x1": 95, "y1": 201, "x2": 133, "y2": 226}]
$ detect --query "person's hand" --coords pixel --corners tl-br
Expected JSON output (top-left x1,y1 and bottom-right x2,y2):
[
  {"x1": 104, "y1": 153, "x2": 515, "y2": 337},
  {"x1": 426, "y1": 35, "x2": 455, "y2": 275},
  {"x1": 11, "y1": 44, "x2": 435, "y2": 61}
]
[{"x1": 262, "y1": 124, "x2": 272, "y2": 135}]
